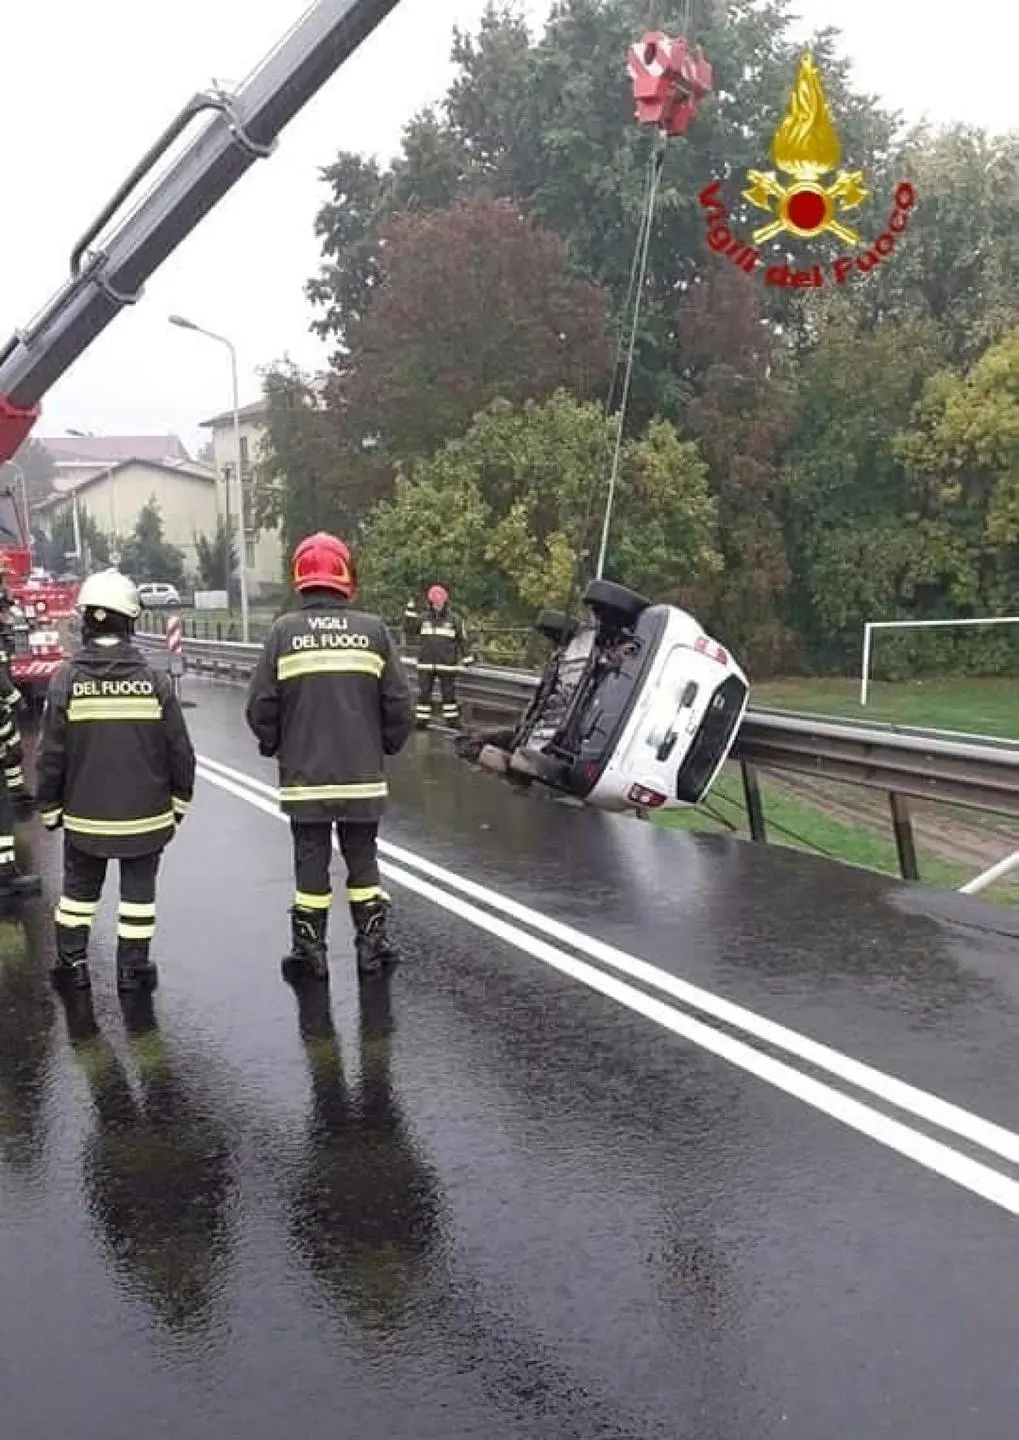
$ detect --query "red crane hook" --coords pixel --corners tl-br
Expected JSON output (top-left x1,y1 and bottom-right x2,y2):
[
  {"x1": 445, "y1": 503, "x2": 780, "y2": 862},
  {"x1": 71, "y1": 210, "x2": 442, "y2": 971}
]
[{"x1": 627, "y1": 30, "x2": 713, "y2": 137}]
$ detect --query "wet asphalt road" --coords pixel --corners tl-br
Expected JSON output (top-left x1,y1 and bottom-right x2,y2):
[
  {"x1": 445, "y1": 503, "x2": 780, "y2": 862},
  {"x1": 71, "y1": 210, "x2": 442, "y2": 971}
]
[{"x1": 2, "y1": 676, "x2": 1018, "y2": 1439}]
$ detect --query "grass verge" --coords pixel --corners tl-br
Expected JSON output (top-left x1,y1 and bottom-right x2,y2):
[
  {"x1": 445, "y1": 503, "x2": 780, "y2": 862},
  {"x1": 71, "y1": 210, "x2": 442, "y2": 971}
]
[{"x1": 752, "y1": 675, "x2": 1018, "y2": 741}]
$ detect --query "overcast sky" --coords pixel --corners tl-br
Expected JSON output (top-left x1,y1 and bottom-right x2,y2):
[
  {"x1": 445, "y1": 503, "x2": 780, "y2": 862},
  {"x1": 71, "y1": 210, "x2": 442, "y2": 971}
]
[{"x1": 3, "y1": 0, "x2": 1013, "y2": 457}]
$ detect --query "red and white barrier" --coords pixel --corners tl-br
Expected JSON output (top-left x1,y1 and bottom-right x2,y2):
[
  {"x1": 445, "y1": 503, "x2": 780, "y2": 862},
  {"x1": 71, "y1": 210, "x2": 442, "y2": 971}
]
[{"x1": 166, "y1": 614, "x2": 184, "y2": 682}]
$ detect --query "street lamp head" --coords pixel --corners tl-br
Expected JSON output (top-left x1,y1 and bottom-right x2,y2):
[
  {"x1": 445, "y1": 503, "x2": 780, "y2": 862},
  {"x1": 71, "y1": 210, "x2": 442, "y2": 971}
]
[{"x1": 168, "y1": 314, "x2": 198, "y2": 330}]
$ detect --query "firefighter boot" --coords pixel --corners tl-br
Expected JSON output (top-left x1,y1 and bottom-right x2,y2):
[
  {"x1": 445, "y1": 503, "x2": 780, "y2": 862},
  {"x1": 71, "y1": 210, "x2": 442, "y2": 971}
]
[
  {"x1": 50, "y1": 923, "x2": 92, "y2": 992},
  {"x1": 116, "y1": 939, "x2": 159, "y2": 995},
  {"x1": 282, "y1": 906, "x2": 329, "y2": 983},
  {"x1": 350, "y1": 896, "x2": 398, "y2": 976},
  {"x1": 0, "y1": 856, "x2": 42, "y2": 905}
]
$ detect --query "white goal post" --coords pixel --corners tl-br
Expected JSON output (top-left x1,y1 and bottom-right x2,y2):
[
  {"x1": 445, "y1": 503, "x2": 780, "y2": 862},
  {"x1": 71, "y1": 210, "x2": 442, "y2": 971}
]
[{"x1": 859, "y1": 617, "x2": 1019, "y2": 706}]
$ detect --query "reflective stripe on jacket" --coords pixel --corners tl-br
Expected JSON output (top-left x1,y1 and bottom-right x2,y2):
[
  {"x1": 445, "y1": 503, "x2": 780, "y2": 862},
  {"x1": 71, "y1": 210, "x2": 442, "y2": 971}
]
[
  {"x1": 35, "y1": 638, "x2": 197, "y2": 858},
  {"x1": 0, "y1": 648, "x2": 24, "y2": 788},
  {"x1": 417, "y1": 607, "x2": 468, "y2": 670},
  {"x1": 244, "y1": 592, "x2": 414, "y2": 822}
]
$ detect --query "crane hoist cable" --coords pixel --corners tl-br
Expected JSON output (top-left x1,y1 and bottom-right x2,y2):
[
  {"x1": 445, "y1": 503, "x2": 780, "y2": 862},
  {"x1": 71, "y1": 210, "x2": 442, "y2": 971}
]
[
  {"x1": 567, "y1": 16, "x2": 713, "y2": 602},
  {"x1": 593, "y1": 130, "x2": 668, "y2": 582},
  {"x1": 567, "y1": 139, "x2": 663, "y2": 613}
]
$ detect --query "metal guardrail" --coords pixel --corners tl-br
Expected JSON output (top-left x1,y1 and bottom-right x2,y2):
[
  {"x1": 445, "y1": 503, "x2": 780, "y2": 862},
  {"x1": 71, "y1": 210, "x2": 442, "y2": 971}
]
[{"x1": 141, "y1": 631, "x2": 1019, "y2": 888}]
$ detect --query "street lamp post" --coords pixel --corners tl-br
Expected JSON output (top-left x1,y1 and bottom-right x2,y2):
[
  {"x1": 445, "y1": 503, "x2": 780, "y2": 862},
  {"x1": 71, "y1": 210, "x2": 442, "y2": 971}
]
[
  {"x1": 67, "y1": 430, "x2": 119, "y2": 554},
  {"x1": 168, "y1": 314, "x2": 250, "y2": 643}
]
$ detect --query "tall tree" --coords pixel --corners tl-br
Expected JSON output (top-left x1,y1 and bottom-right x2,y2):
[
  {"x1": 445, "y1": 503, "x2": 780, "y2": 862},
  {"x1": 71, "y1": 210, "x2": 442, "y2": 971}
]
[
  {"x1": 37, "y1": 509, "x2": 110, "y2": 574},
  {"x1": 307, "y1": 0, "x2": 900, "y2": 428},
  {"x1": 675, "y1": 270, "x2": 800, "y2": 667},
  {"x1": 119, "y1": 499, "x2": 185, "y2": 587},
  {"x1": 358, "y1": 390, "x2": 721, "y2": 623},
  {"x1": 894, "y1": 330, "x2": 1019, "y2": 618},
  {"x1": 783, "y1": 304, "x2": 948, "y2": 666},
  {"x1": 255, "y1": 360, "x2": 391, "y2": 561},
  {"x1": 193, "y1": 519, "x2": 238, "y2": 591},
  {"x1": 340, "y1": 195, "x2": 614, "y2": 459},
  {"x1": 854, "y1": 126, "x2": 1019, "y2": 368}
]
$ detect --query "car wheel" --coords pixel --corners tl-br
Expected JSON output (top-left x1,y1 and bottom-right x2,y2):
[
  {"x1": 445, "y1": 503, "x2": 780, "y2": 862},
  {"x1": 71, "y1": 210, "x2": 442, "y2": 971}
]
[
  {"x1": 581, "y1": 578, "x2": 652, "y2": 631},
  {"x1": 533, "y1": 608, "x2": 579, "y2": 645}
]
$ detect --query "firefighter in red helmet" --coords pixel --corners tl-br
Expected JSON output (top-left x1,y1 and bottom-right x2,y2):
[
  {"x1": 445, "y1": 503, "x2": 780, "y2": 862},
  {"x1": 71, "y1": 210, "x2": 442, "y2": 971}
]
[
  {"x1": 245, "y1": 532, "x2": 414, "y2": 982},
  {"x1": 407, "y1": 583, "x2": 471, "y2": 729}
]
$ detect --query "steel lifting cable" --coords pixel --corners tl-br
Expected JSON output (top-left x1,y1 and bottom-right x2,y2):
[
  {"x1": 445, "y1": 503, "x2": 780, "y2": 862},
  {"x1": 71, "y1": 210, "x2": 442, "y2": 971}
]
[
  {"x1": 593, "y1": 130, "x2": 667, "y2": 581},
  {"x1": 582, "y1": 0, "x2": 697, "y2": 589},
  {"x1": 566, "y1": 139, "x2": 665, "y2": 611}
]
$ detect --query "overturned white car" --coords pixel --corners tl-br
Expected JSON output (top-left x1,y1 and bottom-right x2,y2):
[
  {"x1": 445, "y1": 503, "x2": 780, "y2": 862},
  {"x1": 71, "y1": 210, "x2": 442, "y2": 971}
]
[{"x1": 454, "y1": 579, "x2": 750, "y2": 814}]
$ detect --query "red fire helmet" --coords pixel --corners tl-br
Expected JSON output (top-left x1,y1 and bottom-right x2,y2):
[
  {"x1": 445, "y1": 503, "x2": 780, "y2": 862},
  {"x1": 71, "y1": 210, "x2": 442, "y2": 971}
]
[
  {"x1": 292, "y1": 532, "x2": 356, "y2": 597},
  {"x1": 426, "y1": 584, "x2": 448, "y2": 609}
]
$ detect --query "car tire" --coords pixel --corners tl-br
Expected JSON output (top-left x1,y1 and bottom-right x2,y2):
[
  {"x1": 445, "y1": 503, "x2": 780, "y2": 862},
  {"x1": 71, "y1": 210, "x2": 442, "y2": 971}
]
[
  {"x1": 533, "y1": 608, "x2": 579, "y2": 645},
  {"x1": 581, "y1": 579, "x2": 651, "y2": 630}
]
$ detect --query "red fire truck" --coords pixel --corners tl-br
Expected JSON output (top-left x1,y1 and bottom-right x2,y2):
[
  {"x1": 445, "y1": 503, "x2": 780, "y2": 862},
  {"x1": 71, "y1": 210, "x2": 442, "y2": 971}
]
[{"x1": 0, "y1": 485, "x2": 79, "y2": 708}]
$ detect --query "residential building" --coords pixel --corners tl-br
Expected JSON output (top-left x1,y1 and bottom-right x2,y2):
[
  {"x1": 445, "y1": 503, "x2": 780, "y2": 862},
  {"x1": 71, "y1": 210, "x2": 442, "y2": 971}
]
[
  {"x1": 199, "y1": 398, "x2": 284, "y2": 597},
  {"x1": 35, "y1": 440, "x2": 218, "y2": 577}
]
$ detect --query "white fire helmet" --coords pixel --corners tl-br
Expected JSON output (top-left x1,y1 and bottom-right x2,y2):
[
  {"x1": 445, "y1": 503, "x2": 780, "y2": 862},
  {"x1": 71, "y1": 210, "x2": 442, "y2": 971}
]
[{"x1": 76, "y1": 569, "x2": 141, "y2": 621}]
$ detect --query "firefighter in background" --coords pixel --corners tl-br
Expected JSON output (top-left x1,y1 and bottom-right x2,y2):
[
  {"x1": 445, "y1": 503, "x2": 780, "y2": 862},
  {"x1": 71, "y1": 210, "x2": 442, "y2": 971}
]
[
  {"x1": 35, "y1": 570, "x2": 196, "y2": 994},
  {"x1": 410, "y1": 584, "x2": 472, "y2": 729},
  {"x1": 0, "y1": 603, "x2": 36, "y2": 825},
  {"x1": 245, "y1": 532, "x2": 413, "y2": 982},
  {"x1": 0, "y1": 660, "x2": 39, "y2": 903}
]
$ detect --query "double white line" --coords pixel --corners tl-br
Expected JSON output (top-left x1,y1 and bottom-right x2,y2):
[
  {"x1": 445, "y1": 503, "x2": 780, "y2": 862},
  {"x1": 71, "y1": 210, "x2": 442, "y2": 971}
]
[{"x1": 197, "y1": 753, "x2": 1019, "y2": 1218}]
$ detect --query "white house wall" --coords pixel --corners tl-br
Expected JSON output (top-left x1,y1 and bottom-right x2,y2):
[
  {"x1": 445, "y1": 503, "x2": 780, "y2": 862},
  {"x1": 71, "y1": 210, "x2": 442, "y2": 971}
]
[
  {"x1": 208, "y1": 418, "x2": 284, "y2": 593},
  {"x1": 73, "y1": 462, "x2": 218, "y2": 573}
]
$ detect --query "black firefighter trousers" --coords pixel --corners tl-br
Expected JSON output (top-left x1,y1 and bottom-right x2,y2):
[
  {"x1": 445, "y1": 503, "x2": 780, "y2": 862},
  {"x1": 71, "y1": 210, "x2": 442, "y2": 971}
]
[
  {"x1": 56, "y1": 838, "x2": 160, "y2": 955},
  {"x1": 291, "y1": 818, "x2": 385, "y2": 915},
  {"x1": 416, "y1": 666, "x2": 460, "y2": 725}
]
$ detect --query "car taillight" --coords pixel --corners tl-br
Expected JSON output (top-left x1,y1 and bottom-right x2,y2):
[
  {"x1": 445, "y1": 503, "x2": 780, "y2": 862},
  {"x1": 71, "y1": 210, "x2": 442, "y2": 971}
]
[
  {"x1": 628, "y1": 783, "x2": 667, "y2": 808},
  {"x1": 694, "y1": 635, "x2": 728, "y2": 666}
]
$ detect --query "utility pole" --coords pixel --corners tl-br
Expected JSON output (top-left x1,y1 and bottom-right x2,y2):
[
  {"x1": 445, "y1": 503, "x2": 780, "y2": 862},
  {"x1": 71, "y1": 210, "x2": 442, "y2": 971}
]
[{"x1": 169, "y1": 314, "x2": 250, "y2": 642}]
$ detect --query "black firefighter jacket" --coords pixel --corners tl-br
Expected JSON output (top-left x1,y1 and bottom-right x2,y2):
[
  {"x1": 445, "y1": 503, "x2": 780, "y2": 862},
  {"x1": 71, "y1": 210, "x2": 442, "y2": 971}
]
[
  {"x1": 244, "y1": 593, "x2": 414, "y2": 823},
  {"x1": 36, "y1": 637, "x2": 197, "y2": 858},
  {"x1": 0, "y1": 643, "x2": 23, "y2": 786},
  {"x1": 406, "y1": 605, "x2": 469, "y2": 671}
]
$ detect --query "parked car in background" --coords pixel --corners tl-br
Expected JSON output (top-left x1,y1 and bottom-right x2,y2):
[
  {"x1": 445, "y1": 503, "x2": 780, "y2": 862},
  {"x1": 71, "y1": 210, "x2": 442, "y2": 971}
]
[{"x1": 136, "y1": 582, "x2": 182, "y2": 609}]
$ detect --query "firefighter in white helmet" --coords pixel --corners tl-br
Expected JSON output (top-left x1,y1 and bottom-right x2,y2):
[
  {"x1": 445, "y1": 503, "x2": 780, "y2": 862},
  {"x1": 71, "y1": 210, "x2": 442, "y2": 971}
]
[{"x1": 35, "y1": 569, "x2": 196, "y2": 993}]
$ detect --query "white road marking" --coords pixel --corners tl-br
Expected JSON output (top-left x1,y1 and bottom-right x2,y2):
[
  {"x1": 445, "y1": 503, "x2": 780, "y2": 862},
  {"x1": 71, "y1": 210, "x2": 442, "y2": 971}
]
[
  {"x1": 197, "y1": 752, "x2": 1019, "y2": 1170},
  {"x1": 196, "y1": 757, "x2": 1019, "y2": 1218}
]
